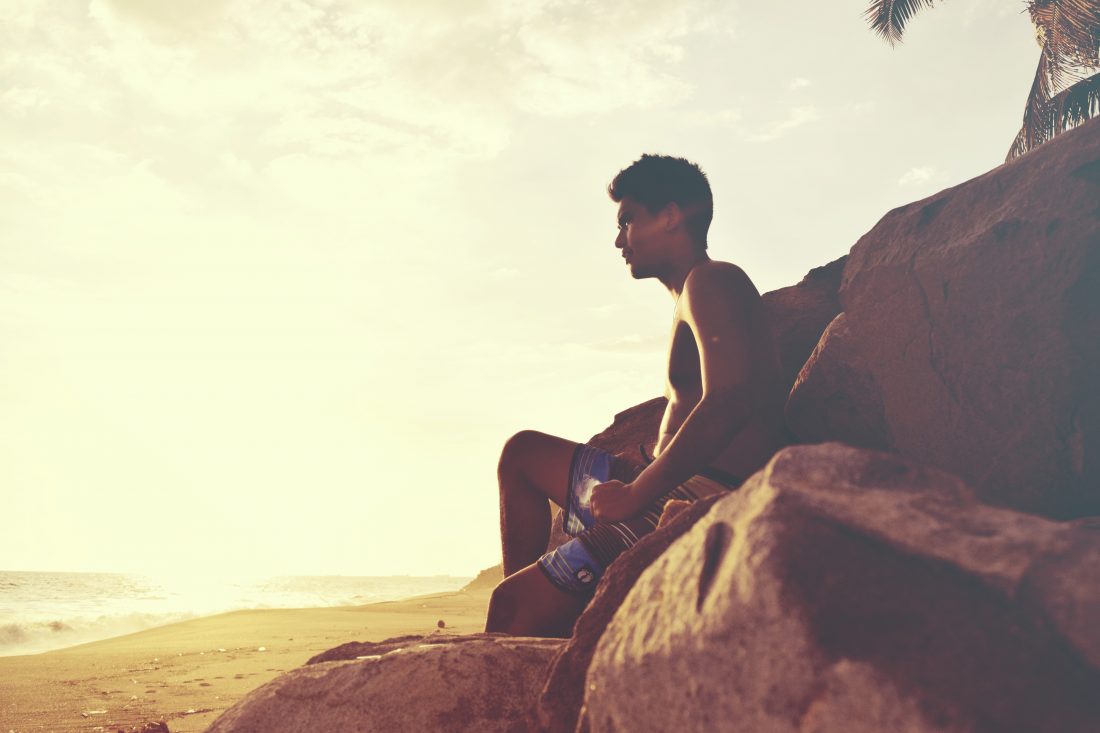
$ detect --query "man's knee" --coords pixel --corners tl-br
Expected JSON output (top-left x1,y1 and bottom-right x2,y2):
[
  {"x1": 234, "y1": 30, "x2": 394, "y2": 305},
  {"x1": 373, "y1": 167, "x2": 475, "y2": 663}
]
[{"x1": 497, "y1": 429, "x2": 544, "y2": 483}]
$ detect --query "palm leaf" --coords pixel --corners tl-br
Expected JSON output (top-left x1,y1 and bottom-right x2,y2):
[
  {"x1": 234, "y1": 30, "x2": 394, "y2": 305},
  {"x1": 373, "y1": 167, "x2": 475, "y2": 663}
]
[
  {"x1": 1007, "y1": 64, "x2": 1099, "y2": 159},
  {"x1": 1007, "y1": 49, "x2": 1057, "y2": 160},
  {"x1": 865, "y1": 0, "x2": 940, "y2": 46},
  {"x1": 1031, "y1": 0, "x2": 1100, "y2": 68},
  {"x1": 1053, "y1": 69, "x2": 1100, "y2": 126}
]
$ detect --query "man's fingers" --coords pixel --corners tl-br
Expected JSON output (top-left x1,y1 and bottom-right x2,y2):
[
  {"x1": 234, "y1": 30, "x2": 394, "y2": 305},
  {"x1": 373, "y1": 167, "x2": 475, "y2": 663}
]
[{"x1": 656, "y1": 499, "x2": 691, "y2": 529}]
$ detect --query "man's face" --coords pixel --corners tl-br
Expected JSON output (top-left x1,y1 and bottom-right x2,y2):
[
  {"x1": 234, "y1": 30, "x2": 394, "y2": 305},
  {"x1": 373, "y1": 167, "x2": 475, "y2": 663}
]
[{"x1": 615, "y1": 197, "x2": 667, "y2": 279}]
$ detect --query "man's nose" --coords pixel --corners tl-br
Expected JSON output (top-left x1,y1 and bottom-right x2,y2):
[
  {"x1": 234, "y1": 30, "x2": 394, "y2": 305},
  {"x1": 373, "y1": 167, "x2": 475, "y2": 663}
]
[{"x1": 615, "y1": 230, "x2": 625, "y2": 248}]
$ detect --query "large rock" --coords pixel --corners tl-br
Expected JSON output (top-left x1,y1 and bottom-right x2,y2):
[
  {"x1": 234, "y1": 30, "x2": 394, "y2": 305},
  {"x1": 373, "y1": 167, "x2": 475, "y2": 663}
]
[
  {"x1": 206, "y1": 634, "x2": 563, "y2": 733},
  {"x1": 586, "y1": 396, "x2": 666, "y2": 468},
  {"x1": 583, "y1": 443, "x2": 1100, "y2": 732},
  {"x1": 761, "y1": 254, "x2": 846, "y2": 394},
  {"x1": 305, "y1": 632, "x2": 503, "y2": 665},
  {"x1": 787, "y1": 118, "x2": 1100, "y2": 519},
  {"x1": 785, "y1": 313, "x2": 889, "y2": 450}
]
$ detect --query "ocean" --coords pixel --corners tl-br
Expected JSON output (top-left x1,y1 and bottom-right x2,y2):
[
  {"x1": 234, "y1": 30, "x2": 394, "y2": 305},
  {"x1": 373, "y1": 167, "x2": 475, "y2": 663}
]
[{"x1": 0, "y1": 570, "x2": 472, "y2": 657}]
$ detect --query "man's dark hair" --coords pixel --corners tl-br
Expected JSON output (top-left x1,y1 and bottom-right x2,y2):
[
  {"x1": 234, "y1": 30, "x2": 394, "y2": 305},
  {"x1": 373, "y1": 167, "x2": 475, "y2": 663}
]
[{"x1": 608, "y1": 154, "x2": 713, "y2": 248}]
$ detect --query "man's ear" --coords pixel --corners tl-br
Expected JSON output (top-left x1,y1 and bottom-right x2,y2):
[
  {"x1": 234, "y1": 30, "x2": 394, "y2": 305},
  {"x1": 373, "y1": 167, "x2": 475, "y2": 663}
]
[{"x1": 661, "y1": 202, "x2": 684, "y2": 233}]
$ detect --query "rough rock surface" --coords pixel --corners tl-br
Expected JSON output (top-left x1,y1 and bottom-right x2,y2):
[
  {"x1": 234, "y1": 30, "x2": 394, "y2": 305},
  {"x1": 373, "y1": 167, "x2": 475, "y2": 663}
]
[
  {"x1": 761, "y1": 255, "x2": 846, "y2": 394},
  {"x1": 461, "y1": 565, "x2": 504, "y2": 592},
  {"x1": 785, "y1": 312, "x2": 890, "y2": 450},
  {"x1": 583, "y1": 443, "x2": 1100, "y2": 732},
  {"x1": 787, "y1": 118, "x2": 1100, "y2": 518},
  {"x1": 207, "y1": 635, "x2": 564, "y2": 733},
  {"x1": 586, "y1": 396, "x2": 666, "y2": 468},
  {"x1": 537, "y1": 493, "x2": 724, "y2": 733},
  {"x1": 306, "y1": 632, "x2": 505, "y2": 665}
]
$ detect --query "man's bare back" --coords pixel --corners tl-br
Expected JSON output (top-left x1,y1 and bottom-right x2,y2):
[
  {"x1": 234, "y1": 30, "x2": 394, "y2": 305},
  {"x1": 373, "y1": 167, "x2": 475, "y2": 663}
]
[{"x1": 656, "y1": 259, "x2": 787, "y2": 480}]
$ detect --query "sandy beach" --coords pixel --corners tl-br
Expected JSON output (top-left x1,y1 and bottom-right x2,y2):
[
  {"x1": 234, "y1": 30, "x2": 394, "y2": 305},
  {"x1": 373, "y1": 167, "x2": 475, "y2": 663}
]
[{"x1": 0, "y1": 588, "x2": 492, "y2": 733}]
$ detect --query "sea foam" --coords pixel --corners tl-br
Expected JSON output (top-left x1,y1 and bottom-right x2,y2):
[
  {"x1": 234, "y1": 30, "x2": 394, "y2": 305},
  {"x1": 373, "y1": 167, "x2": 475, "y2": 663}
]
[{"x1": 0, "y1": 571, "x2": 470, "y2": 656}]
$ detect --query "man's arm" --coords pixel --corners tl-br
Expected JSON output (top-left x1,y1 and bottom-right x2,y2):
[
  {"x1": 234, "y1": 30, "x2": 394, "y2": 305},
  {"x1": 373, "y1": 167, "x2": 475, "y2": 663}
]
[{"x1": 592, "y1": 264, "x2": 758, "y2": 521}]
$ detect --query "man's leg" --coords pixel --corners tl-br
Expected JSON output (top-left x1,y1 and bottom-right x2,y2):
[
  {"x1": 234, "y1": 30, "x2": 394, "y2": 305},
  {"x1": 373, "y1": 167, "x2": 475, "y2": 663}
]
[
  {"x1": 484, "y1": 564, "x2": 588, "y2": 637},
  {"x1": 497, "y1": 430, "x2": 577, "y2": 576}
]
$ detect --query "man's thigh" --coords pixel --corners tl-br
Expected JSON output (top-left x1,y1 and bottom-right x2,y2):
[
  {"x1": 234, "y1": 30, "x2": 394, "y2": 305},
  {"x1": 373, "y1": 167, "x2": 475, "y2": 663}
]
[{"x1": 501, "y1": 430, "x2": 582, "y2": 509}]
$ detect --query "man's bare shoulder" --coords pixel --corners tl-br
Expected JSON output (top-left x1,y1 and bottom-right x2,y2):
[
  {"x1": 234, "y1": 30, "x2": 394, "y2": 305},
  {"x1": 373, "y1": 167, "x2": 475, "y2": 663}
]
[{"x1": 682, "y1": 260, "x2": 759, "y2": 310}]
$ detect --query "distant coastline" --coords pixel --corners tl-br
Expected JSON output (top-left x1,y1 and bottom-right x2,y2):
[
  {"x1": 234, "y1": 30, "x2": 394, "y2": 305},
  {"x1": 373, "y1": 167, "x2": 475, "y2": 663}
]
[
  {"x1": 0, "y1": 570, "x2": 473, "y2": 657},
  {"x1": 0, "y1": 585, "x2": 492, "y2": 732}
]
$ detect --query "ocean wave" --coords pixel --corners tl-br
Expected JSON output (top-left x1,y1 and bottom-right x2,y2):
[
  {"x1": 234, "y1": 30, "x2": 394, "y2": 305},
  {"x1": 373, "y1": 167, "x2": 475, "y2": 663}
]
[
  {"x1": 0, "y1": 572, "x2": 473, "y2": 657},
  {"x1": 0, "y1": 610, "x2": 198, "y2": 657}
]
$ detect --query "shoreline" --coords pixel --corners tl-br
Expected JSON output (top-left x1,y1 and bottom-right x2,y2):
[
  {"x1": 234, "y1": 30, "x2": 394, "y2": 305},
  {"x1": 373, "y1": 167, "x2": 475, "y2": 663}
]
[
  {"x1": 0, "y1": 588, "x2": 492, "y2": 732},
  {"x1": 0, "y1": 571, "x2": 476, "y2": 659}
]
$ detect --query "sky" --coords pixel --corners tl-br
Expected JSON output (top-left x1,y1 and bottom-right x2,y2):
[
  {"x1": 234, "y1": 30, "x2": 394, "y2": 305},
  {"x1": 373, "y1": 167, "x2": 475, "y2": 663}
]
[{"x1": 2, "y1": 0, "x2": 1039, "y2": 579}]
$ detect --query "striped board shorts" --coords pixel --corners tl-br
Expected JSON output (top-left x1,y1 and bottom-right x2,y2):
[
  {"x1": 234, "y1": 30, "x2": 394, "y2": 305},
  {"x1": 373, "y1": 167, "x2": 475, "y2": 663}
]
[{"x1": 536, "y1": 444, "x2": 742, "y2": 597}]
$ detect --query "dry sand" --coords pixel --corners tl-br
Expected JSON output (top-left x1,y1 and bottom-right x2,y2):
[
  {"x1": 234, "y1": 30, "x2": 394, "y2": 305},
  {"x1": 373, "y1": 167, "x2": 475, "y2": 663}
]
[{"x1": 0, "y1": 588, "x2": 492, "y2": 733}]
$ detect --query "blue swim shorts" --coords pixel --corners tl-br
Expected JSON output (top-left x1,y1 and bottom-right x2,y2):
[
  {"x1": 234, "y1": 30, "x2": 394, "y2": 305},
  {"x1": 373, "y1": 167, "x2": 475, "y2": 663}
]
[{"x1": 536, "y1": 444, "x2": 740, "y2": 597}]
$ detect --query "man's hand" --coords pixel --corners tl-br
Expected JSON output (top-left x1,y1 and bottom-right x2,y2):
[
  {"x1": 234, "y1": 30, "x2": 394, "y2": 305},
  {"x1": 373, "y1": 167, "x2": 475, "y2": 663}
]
[
  {"x1": 656, "y1": 499, "x2": 692, "y2": 529},
  {"x1": 590, "y1": 480, "x2": 645, "y2": 523}
]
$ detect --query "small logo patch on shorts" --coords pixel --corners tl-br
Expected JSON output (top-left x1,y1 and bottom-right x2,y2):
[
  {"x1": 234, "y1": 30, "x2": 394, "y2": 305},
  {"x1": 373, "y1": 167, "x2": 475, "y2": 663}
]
[{"x1": 575, "y1": 568, "x2": 594, "y2": 584}]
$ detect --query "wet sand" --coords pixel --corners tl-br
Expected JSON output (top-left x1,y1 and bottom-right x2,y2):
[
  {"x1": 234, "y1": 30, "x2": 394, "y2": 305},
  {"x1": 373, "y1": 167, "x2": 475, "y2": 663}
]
[{"x1": 0, "y1": 588, "x2": 492, "y2": 733}]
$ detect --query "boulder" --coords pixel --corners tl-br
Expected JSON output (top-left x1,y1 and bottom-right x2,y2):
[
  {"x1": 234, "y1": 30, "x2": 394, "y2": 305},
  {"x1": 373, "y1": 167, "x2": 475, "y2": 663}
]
[
  {"x1": 785, "y1": 313, "x2": 890, "y2": 450},
  {"x1": 306, "y1": 632, "x2": 499, "y2": 665},
  {"x1": 787, "y1": 118, "x2": 1100, "y2": 518},
  {"x1": 761, "y1": 255, "x2": 846, "y2": 393},
  {"x1": 586, "y1": 396, "x2": 666, "y2": 468},
  {"x1": 206, "y1": 634, "x2": 564, "y2": 733},
  {"x1": 583, "y1": 443, "x2": 1100, "y2": 732}
]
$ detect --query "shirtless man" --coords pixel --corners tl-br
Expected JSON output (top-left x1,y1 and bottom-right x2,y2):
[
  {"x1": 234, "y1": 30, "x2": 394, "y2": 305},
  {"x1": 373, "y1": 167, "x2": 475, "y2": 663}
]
[{"x1": 485, "y1": 154, "x2": 787, "y2": 637}]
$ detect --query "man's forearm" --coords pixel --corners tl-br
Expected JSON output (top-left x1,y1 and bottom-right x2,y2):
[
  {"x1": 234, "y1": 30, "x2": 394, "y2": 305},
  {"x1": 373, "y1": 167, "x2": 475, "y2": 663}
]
[{"x1": 629, "y1": 393, "x2": 750, "y2": 505}]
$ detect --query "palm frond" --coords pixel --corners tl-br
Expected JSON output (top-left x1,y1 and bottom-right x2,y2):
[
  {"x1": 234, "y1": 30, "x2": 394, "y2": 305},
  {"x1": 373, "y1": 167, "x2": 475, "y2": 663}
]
[
  {"x1": 1053, "y1": 69, "x2": 1100, "y2": 126},
  {"x1": 1007, "y1": 64, "x2": 1099, "y2": 160},
  {"x1": 1031, "y1": 0, "x2": 1100, "y2": 68},
  {"x1": 865, "y1": 0, "x2": 939, "y2": 46},
  {"x1": 1007, "y1": 49, "x2": 1057, "y2": 160}
]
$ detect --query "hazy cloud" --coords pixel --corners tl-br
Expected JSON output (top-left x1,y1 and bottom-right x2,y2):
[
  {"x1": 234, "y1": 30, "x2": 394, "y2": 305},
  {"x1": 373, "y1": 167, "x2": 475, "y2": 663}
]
[
  {"x1": 689, "y1": 108, "x2": 743, "y2": 127},
  {"x1": 0, "y1": 0, "x2": 740, "y2": 234},
  {"x1": 961, "y1": 0, "x2": 1022, "y2": 24},
  {"x1": 5, "y1": 0, "x2": 737, "y2": 162},
  {"x1": 789, "y1": 77, "x2": 811, "y2": 90},
  {"x1": 844, "y1": 100, "x2": 878, "y2": 118},
  {"x1": 587, "y1": 333, "x2": 667, "y2": 353},
  {"x1": 1, "y1": 0, "x2": 1039, "y2": 579},
  {"x1": 898, "y1": 166, "x2": 936, "y2": 185},
  {"x1": 746, "y1": 105, "x2": 821, "y2": 142}
]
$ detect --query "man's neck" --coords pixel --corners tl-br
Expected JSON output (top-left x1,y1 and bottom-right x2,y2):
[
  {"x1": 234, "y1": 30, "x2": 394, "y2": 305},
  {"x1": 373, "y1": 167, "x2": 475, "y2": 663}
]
[{"x1": 659, "y1": 250, "x2": 712, "y2": 300}]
